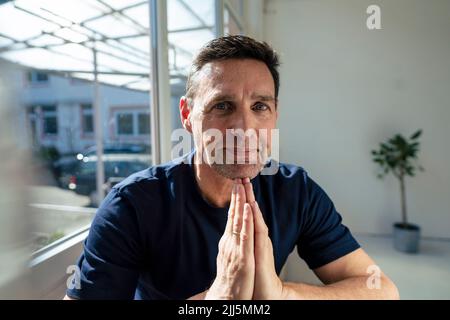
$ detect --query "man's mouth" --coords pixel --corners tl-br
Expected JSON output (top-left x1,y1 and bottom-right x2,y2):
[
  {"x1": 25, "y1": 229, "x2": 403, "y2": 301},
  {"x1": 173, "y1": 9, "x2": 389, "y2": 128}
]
[
  {"x1": 226, "y1": 148, "x2": 259, "y2": 153},
  {"x1": 223, "y1": 148, "x2": 260, "y2": 163}
]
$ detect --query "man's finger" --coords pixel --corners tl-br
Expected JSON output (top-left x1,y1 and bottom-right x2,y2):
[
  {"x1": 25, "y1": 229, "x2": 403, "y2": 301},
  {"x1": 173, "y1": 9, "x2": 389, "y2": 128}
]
[
  {"x1": 225, "y1": 182, "x2": 237, "y2": 234},
  {"x1": 242, "y1": 177, "x2": 255, "y2": 204},
  {"x1": 251, "y1": 201, "x2": 268, "y2": 235},
  {"x1": 232, "y1": 183, "x2": 246, "y2": 237},
  {"x1": 240, "y1": 203, "x2": 254, "y2": 256}
]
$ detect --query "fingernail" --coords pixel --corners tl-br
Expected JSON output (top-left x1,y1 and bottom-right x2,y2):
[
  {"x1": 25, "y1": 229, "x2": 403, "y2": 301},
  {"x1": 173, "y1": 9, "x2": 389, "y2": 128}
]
[{"x1": 243, "y1": 177, "x2": 250, "y2": 184}]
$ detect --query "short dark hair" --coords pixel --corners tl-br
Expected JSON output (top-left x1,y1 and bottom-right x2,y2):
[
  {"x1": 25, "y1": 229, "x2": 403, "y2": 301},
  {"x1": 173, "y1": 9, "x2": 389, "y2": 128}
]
[{"x1": 185, "y1": 35, "x2": 280, "y2": 105}]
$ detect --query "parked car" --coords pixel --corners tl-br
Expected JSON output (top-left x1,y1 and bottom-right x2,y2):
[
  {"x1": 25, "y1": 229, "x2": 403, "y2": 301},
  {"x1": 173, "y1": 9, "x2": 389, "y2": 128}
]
[
  {"x1": 76, "y1": 143, "x2": 150, "y2": 160},
  {"x1": 62, "y1": 153, "x2": 151, "y2": 206},
  {"x1": 53, "y1": 157, "x2": 81, "y2": 188}
]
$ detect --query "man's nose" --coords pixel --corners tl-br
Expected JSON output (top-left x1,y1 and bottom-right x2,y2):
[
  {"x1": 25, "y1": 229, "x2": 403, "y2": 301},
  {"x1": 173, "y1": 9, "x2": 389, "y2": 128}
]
[
  {"x1": 227, "y1": 110, "x2": 258, "y2": 145},
  {"x1": 231, "y1": 109, "x2": 255, "y2": 132}
]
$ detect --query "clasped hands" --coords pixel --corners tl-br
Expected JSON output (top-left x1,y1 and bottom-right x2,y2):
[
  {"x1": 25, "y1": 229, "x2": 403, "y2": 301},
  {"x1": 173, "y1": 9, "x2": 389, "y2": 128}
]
[{"x1": 205, "y1": 177, "x2": 284, "y2": 300}]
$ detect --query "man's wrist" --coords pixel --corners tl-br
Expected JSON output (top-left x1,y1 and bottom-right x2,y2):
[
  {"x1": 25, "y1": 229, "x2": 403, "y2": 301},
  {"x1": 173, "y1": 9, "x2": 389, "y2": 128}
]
[
  {"x1": 205, "y1": 281, "x2": 233, "y2": 300},
  {"x1": 280, "y1": 281, "x2": 297, "y2": 300},
  {"x1": 280, "y1": 281, "x2": 306, "y2": 300},
  {"x1": 280, "y1": 281, "x2": 290, "y2": 300}
]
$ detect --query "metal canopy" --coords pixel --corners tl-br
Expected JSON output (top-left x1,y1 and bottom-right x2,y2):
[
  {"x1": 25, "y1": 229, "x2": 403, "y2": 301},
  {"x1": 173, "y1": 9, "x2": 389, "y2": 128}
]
[{"x1": 0, "y1": 0, "x2": 215, "y2": 91}]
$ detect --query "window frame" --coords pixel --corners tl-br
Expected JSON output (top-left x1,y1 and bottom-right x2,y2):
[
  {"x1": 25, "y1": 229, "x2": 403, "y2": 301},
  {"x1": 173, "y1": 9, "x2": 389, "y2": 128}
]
[{"x1": 29, "y1": 225, "x2": 90, "y2": 299}]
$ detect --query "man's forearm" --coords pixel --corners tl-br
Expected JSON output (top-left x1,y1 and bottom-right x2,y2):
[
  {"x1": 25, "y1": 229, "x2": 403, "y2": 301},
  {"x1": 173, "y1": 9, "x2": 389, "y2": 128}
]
[{"x1": 281, "y1": 276, "x2": 400, "y2": 300}]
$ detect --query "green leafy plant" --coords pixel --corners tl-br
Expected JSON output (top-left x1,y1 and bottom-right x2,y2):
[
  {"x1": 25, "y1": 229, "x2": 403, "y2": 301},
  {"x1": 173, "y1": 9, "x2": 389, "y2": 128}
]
[{"x1": 371, "y1": 130, "x2": 424, "y2": 228}]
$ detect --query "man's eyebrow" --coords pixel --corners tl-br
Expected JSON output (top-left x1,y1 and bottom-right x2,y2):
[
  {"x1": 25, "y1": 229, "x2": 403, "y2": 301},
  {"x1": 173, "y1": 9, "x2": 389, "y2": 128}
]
[
  {"x1": 206, "y1": 93, "x2": 276, "y2": 104},
  {"x1": 207, "y1": 94, "x2": 235, "y2": 104},
  {"x1": 251, "y1": 94, "x2": 276, "y2": 102}
]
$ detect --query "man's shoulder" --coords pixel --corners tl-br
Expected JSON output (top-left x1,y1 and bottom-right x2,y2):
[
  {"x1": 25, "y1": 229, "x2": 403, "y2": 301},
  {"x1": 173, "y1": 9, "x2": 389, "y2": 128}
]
[{"x1": 264, "y1": 160, "x2": 309, "y2": 185}]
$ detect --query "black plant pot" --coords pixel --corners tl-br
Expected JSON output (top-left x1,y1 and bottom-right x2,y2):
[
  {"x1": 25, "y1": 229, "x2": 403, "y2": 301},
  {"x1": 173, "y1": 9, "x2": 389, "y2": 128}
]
[{"x1": 393, "y1": 223, "x2": 420, "y2": 253}]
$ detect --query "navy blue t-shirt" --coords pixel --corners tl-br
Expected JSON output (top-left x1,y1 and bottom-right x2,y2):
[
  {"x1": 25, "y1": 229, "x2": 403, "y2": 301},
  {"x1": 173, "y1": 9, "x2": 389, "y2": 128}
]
[{"x1": 66, "y1": 149, "x2": 360, "y2": 300}]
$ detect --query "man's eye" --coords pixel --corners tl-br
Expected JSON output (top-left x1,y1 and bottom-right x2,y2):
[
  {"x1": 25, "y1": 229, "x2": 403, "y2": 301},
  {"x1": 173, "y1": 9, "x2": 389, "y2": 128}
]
[
  {"x1": 213, "y1": 102, "x2": 231, "y2": 111},
  {"x1": 252, "y1": 103, "x2": 269, "y2": 111}
]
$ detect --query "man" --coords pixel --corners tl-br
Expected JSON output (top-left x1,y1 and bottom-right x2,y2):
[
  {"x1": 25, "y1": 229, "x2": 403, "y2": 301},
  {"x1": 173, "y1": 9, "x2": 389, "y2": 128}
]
[{"x1": 65, "y1": 35, "x2": 399, "y2": 300}]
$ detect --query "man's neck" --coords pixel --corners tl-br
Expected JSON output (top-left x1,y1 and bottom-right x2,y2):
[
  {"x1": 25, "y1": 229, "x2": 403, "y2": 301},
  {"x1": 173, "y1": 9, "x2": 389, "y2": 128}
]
[{"x1": 193, "y1": 153, "x2": 234, "y2": 208}]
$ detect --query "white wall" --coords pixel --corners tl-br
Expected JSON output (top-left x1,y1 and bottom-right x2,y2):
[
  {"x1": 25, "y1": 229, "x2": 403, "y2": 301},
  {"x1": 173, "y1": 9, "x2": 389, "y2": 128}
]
[{"x1": 263, "y1": 0, "x2": 450, "y2": 239}]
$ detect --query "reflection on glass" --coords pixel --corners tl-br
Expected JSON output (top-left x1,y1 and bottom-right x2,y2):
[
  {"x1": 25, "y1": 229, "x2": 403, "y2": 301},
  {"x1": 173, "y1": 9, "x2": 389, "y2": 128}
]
[{"x1": 0, "y1": 0, "x2": 155, "y2": 251}]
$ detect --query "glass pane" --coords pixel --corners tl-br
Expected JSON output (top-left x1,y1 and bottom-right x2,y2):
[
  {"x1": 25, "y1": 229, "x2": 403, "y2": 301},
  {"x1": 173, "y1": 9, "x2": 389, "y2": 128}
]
[
  {"x1": 42, "y1": 105, "x2": 56, "y2": 112},
  {"x1": 224, "y1": 7, "x2": 242, "y2": 36},
  {"x1": 36, "y1": 72, "x2": 49, "y2": 82},
  {"x1": 43, "y1": 116, "x2": 58, "y2": 134},
  {"x1": 227, "y1": 0, "x2": 244, "y2": 17},
  {"x1": 82, "y1": 114, "x2": 94, "y2": 134},
  {"x1": 138, "y1": 113, "x2": 150, "y2": 135},
  {"x1": 0, "y1": 0, "x2": 152, "y2": 253},
  {"x1": 81, "y1": 104, "x2": 92, "y2": 111},
  {"x1": 27, "y1": 71, "x2": 50, "y2": 83},
  {"x1": 117, "y1": 113, "x2": 134, "y2": 135},
  {"x1": 167, "y1": 0, "x2": 215, "y2": 133},
  {"x1": 81, "y1": 104, "x2": 94, "y2": 134}
]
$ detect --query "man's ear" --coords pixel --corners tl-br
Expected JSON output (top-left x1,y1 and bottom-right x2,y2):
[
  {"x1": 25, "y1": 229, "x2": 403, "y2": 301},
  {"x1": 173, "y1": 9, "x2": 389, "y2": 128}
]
[{"x1": 179, "y1": 96, "x2": 193, "y2": 133}]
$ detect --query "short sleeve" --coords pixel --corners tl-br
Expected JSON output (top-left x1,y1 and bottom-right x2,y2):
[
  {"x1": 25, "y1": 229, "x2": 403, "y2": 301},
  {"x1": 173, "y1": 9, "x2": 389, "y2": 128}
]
[
  {"x1": 66, "y1": 188, "x2": 144, "y2": 299},
  {"x1": 297, "y1": 173, "x2": 360, "y2": 270}
]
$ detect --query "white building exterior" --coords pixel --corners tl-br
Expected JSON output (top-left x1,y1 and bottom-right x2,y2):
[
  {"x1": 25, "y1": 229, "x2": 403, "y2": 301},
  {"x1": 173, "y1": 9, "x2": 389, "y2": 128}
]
[{"x1": 2, "y1": 58, "x2": 184, "y2": 155}]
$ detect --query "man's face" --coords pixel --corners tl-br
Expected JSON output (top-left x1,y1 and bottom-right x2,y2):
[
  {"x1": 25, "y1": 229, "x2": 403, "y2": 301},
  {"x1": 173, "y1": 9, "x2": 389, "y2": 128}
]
[{"x1": 184, "y1": 58, "x2": 278, "y2": 180}]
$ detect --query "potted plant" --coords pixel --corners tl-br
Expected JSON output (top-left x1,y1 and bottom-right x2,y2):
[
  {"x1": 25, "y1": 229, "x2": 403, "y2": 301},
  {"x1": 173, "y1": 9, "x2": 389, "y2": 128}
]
[{"x1": 371, "y1": 129, "x2": 424, "y2": 253}]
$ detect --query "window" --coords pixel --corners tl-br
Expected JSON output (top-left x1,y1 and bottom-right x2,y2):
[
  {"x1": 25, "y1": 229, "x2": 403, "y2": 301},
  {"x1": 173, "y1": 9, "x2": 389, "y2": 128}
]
[
  {"x1": 224, "y1": 0, "x2": 244, "y2": 36},
  {"x1": 117, "y1": 113, "x2": 134, "y2": 135},
  {"x1": 0, "y1": 0, "x2": 156, "y2": 255},
  {"x1": 42, "y1": 105, "x2": 58, "y2": 135},
  {"x1": 138, "y1": 113, "x2": 150, "y2": 135},
  {"x1": 79, "y1": 160, "x2": 96, "y2": 176},
  {"x1": 27, "y1": 71, "x2": 49, "y2": 84},
  {"x1": 227, "y1": 0, "x2": 244, "y2": 17},
  {"x1": 81, "y1": 104, "x2": 94, "y2": 135},
  {"x1": 224, "y1": 8, "x2": 242, "y2": 35},
  {"x1": 115, "y1": 110, "x2": 151, "y2": 137}
]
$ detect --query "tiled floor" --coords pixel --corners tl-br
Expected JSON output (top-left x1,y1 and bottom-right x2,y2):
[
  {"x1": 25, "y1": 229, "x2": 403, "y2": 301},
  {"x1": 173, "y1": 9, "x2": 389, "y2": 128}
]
[{"x1": 281, "y1": 234, "x2": 450, "y2": 299}]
